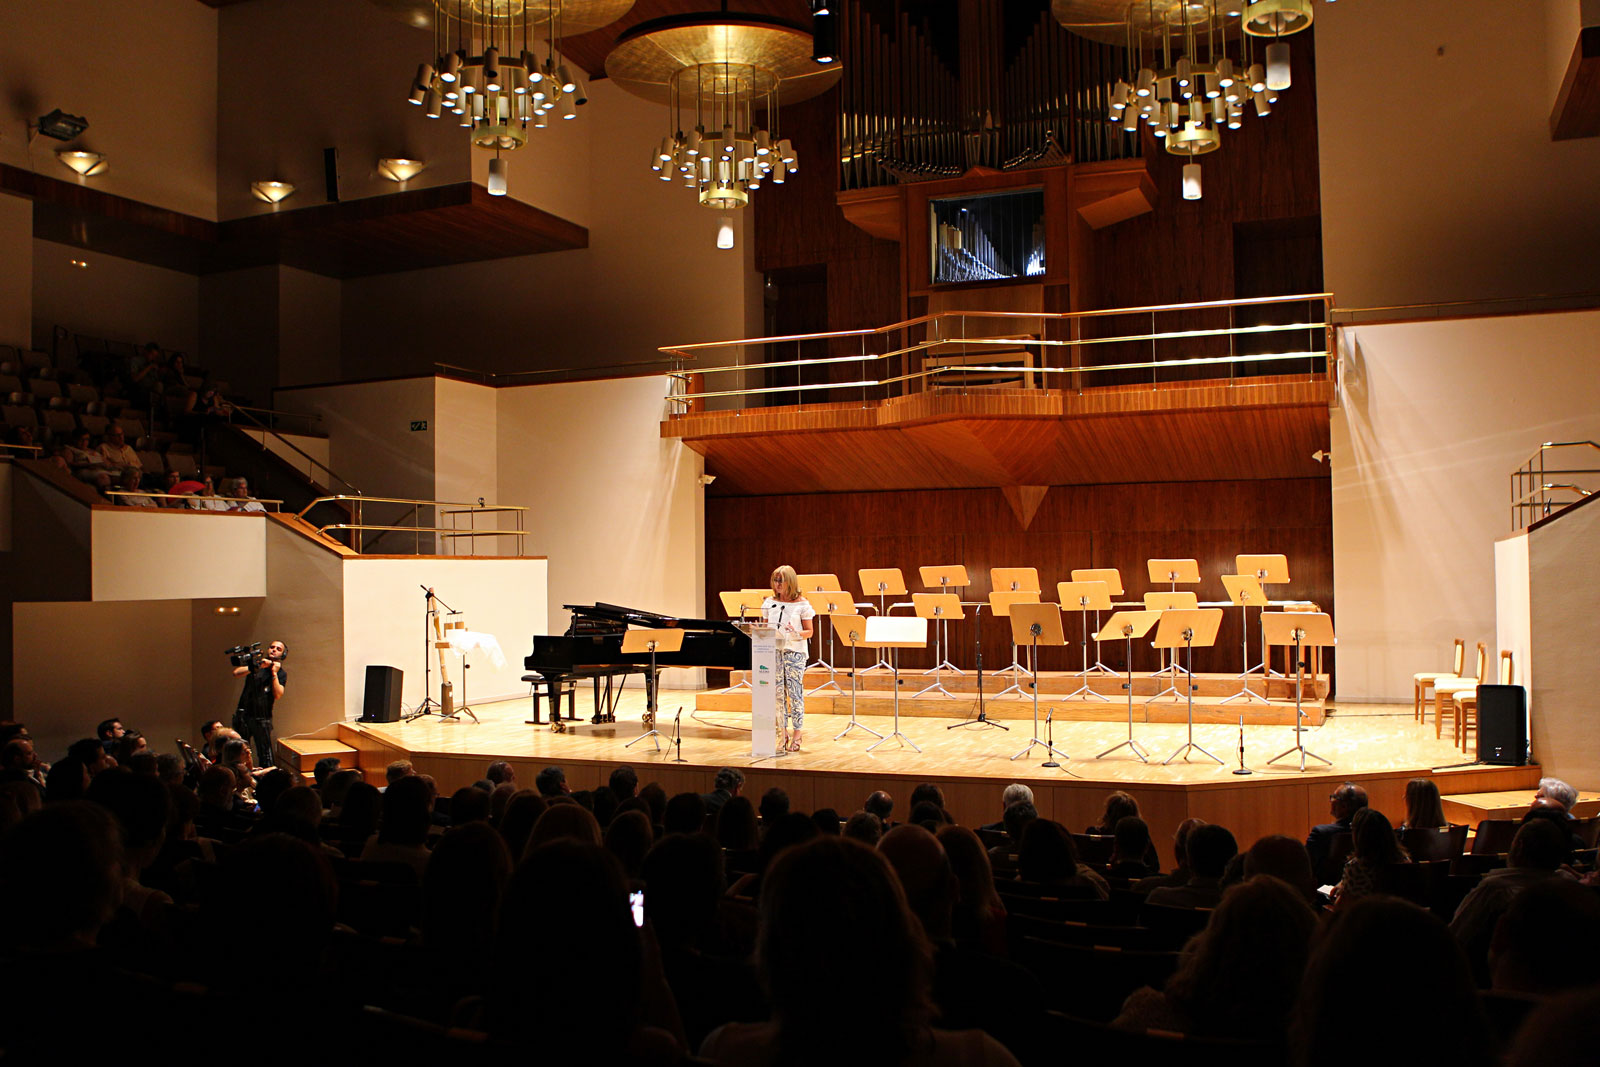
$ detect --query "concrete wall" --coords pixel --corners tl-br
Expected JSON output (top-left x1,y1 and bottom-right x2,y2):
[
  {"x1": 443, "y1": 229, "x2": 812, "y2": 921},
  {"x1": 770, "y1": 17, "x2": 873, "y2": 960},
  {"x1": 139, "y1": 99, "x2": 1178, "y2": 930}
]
[
  {"x1": 1528, "y1": 498, "x2": 1600, "y2": 788},
  {"x1": 0, "y1": 0, "x2": 218, "y2": 220},
  {"x1": 278, "y1": 267, "x2": 342, "y2": 388},
  {"x1": 90, "y1": 511, "x2": 266, "y2": 602},
  {"x1": 1318, "y1": 0, "x2": 1600, "y2": 307},
  {"x1": 1330, "y1": 309, "x2": 1600, "y2": 701},
  {"x1": 34, "y1": 241, "x2": 200, "y2": 357},
  {"x1": 433, "y1": 378, "x2": 504, "y2": 553}
]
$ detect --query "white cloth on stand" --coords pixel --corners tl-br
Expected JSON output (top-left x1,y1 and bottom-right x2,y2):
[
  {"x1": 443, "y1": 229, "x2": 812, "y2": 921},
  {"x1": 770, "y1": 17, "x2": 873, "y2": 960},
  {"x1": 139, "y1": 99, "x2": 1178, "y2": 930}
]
[{"x1": 445, "y1": 629, "x2": 506, "y2": 668}]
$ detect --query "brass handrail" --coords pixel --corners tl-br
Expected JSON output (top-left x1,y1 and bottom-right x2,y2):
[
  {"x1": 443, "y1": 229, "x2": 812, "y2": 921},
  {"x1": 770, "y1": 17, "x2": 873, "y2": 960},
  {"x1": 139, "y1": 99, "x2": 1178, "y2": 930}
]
[
  {"x1": 228, "y1": 404, "x2": 358, "y2": 493},
  {"x1": 1510, "y1": 441, "x2": 1600, "y2": 530},
  {"x1": 300, "y1": 495, "x2": 530, "y2": 556},
  {"x1": 106, "y1": 491, "x2": 283, "y2": 510}
]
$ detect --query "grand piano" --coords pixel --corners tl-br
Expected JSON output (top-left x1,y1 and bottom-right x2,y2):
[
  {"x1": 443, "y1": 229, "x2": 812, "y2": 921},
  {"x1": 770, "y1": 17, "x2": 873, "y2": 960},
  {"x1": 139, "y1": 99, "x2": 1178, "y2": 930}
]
[{"x1": 523, "y1": 602, "x2": 752, "y2": 727}]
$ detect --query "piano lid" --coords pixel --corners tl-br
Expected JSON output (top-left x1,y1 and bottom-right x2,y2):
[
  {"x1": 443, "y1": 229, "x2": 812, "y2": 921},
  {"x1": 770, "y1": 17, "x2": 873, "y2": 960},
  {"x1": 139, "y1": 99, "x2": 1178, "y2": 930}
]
[{"x1": 564, "y1": 602, "x2": 739, "y2": 632}]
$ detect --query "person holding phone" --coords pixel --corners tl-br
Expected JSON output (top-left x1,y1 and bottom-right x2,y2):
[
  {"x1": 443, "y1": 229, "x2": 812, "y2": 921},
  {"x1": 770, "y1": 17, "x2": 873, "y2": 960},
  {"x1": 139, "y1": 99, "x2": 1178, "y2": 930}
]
[{"x1": 762, "y1": 566, "x2": 815, "y2": 752}]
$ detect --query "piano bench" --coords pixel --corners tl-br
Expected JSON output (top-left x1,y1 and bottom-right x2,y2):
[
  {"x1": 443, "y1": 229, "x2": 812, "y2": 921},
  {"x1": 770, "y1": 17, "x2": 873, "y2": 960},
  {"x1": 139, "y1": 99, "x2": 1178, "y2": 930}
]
[{"x1": 522, "y1": 674, "x2": 576, "y2": 725}]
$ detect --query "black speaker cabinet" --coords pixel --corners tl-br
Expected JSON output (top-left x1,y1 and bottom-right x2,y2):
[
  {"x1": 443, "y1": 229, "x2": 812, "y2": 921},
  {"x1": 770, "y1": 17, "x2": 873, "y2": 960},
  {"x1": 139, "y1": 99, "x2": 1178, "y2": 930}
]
[
  {"x1": 1476, "y1": 684, "x2": 1528, "y2": 766},
  {"x1": 361, "y1": 665, "x2": 402, "y2": 723}
]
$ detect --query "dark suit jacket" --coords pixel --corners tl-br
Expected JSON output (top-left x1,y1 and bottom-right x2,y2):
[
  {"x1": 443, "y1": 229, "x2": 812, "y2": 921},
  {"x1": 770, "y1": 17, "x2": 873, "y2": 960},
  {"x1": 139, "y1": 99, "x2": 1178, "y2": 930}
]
[{"x1": 1306, "y1": 818, "x2": 1352, "y2": 882}]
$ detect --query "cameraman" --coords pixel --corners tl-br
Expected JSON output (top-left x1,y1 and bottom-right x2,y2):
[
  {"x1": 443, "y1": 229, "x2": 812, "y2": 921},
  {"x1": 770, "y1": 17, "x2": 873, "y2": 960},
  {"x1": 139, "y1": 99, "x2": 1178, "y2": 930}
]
[{"x1": 232, "y1": 640, "x2": 287, "y2": 768}]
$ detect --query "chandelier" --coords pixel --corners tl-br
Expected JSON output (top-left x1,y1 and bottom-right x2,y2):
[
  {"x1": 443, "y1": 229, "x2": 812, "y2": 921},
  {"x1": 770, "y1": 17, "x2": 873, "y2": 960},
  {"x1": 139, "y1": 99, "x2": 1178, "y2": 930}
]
[
  {"x1": 394, "y1": 1, "x2": 634, "y2": 192},
  {"x1": 604, "y1": 14, "x2": 841, "y2": 209},
  {"x1": 1053, "y1": 0, "x2": 1316, "y2": 200}
]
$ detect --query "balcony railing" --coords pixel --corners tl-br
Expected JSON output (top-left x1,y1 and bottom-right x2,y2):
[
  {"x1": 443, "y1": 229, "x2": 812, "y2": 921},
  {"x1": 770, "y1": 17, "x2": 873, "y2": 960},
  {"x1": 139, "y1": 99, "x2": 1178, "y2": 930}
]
[{"x1": 1511, "y1": 441, "x2": 1599, "y2": 530}]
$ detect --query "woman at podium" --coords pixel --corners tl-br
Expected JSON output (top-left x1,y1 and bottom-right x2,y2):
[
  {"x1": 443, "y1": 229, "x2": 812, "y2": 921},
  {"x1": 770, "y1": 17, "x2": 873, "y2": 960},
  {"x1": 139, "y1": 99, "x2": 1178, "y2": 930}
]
[{"x1": 764, "y1": 565, "x2": 816, "y2": 752}]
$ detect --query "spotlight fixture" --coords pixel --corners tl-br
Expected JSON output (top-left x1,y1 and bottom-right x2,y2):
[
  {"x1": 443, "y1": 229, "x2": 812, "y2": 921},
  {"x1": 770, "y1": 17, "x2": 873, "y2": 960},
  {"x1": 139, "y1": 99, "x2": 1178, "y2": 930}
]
[
  {"x1": 56, "y1": 150, "x2": 107, "y2": 177},
  {"x1": 36, "y1": 109, "x2": 89, "y2": 141},
  {"x1": 377, "y1": 157, "x2": 427, "y2": 182},
  {"x1": 716, "y1": 216, "x2": 735, "y2": 249},
  {"x1": 250, "y1": 180, "x2": 296, "y2": 204},
  {"x1": 812, "y1": 12, "x2": 837, "y2": 63},
  {"x1": 487, "y1": 154, "x2": 508, "y2": 196},
  {"x1": 606, "y1": 13, "x2": 840, "y2": 211}
]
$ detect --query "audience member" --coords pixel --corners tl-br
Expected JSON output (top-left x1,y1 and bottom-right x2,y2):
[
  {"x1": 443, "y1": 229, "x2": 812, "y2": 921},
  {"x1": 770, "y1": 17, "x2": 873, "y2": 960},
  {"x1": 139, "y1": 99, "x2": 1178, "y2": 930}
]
[
  {"x1": 421, "y1": 822, "x2": 512, "y2": 1007},
  {"x1": 333, "y1": 780, "x2": 381, "y2": 857},
  {"x1": 321, "y1": 767, "x2": 362, "y2": 812},
  {"x1": 1505, "y1": 988, "x2": 1600, "y2": 1067},
  {"x1": 991, "y1": 800, "x2": 1036, "y2": 860},
  {"x1": 0, "y1": 738, "x2": 46, "y2": 803},
  {"x1": 311, "y1": 756, "x2": 342, "y2": 789},
  {"x1": 1488, "y1": 877, "x2": 1600, "y2": 995},
  {"x1": 729, "y1": 813, "x2": 819, "y2": 901},
  {"x1": 486, "y1": 760, "x2": 516, "y2": 787},
  {"x1": 98, "y1": 718, "x2": 126, "y2": 753},
  {"x1": 1533, "y1": 776, "x2": 1578, "y2": 816},
  {"x1": 1148, "y1": 823, "x2": 1237, "y2": 908},
  {"x1": 979, "y1": 783, "x2": 1034, "y2": 833},
  {"x1": 716, "y1": 795, "x2": 760, "y2": 852},
  {"x1": 1117, "y1": 875, "x2": 1316, "y2": 1042},
  {"x1": 639, "y1": 782, "x2": 667, "y2": 830},
  {"x1": 96, "y1": 425, "x2": 140, "y2": 478},
  {"x1": 591, "y1": 784, "x2": 619, "y2": 828},
  {"x1": 758, "y1": 787, "x2": 790, "y2": 826},
  {"x1": 1451, "y1": 818, "x2": 1576, "y2": 985},
  {"x1": 384, "y1": 759, "x2": 414, "y2": 785},
  {"x1": 526, "y1": 800, "x2": 602, "y2": 853},
  {"x1": 1292, "y1": 896, "x2": 1492, "y2": 1067},
  {"x1": 604, "y1": 808, "x2": 654, "y2": 879},
  {"x1": 701, "y1": 766, "x2": 743, "y2": 816},
  {"x1": 1242, "y1": 834, "x2": 1318, "y2": 902},
  {"x1": 1305, "y1": 781, "x2": 1368, "y2": 883},
  {"x1": 1136, "y1": 817, "x2": 1206, "y2": 892},
  {"x1": 45, "y1": 756, "x2": 91, "y2": 802},
  {"x1": 701, "y1": 835, "x2": 1021, "y2": 1065},
  {"x1": 864, "y1": 789, "x2": 894, "y2": 827},
  {"x1": 909, "y1": 800, "x2": 947, "y2": 829},
  {"x1": 1107, "y1": 815, "x2": 1159, "y2": 878},
  {"x1": 665, "y1": 791, "x2": 708, "y2": 836},
  {"x1": 1331, "y1": 807, "x2": 1408, "y2": 907},
  {"x1": 936, "y1": 824, "x2": 1008, "y2": 958},
  {"x1": 497, "y1": 789, "x2": 547, "y2": 858},
  {"x1": 811, "y1": 808, "x2": 841, "y2": 836},
  {"x1": 71, "y1": 736, "x2": 117, "y2": 778},
  {"x1": 909, "y1": 783, "x2": 946, "y2": 813},
  {"x1": 1400, "y1": 777, "x2": 1448, "y2": 830},
  {"x1": 1087, "y1": 790, "x2": 1140, "y2": 835},
  {"x1": 536, "y1": 765, "x2": 571, "y2": 797},
  {"x1": 226, "y1": 476, "x2": 265, "y2": 512},
  {"x1": 360, "y1": 775, "x2": 433, "y2": 879},
  {"x1": 842, "y1": 810, "x2": 882, "y2": 846},
  {"x1": 449, "y1": 785, "x2": 492, "y2": 826},
  {"x1": 1017, "y1": 819, "x2": 1108, "y2": 899},
  {"x1": 489, "y1": 781, "x2": 518, "y2": 825},
  {"x1": 64, "y1": 429, "x2": 112, "y2": 489},
  {"x1": 610, "y1": 763, "x2": 640, "y2": 801}
]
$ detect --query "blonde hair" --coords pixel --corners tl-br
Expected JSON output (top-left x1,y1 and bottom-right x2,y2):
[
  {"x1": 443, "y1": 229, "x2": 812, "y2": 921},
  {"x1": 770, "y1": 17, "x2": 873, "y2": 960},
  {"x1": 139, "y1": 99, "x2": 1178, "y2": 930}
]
[{"x1": 771, "y1": 565, "x2": 800, "y2": 601}]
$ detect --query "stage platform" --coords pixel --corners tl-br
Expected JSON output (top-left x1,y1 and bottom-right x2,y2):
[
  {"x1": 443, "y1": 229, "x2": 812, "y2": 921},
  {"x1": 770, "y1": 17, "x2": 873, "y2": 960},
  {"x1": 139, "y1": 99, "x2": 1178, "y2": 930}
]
[
  {"x1": 320, "y1": 688, "x2": 1540, "y2": 851},
  {"x1": 697, "y1": 667, "x2": 1331, "y2": 726}
]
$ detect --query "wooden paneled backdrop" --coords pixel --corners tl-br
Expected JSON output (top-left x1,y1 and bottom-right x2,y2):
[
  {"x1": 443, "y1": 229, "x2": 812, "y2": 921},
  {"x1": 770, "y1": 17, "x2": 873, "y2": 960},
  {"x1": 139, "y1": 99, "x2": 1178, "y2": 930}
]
[{"x1": 707, "y1": 477, "x2": 1332, "y2": 682}]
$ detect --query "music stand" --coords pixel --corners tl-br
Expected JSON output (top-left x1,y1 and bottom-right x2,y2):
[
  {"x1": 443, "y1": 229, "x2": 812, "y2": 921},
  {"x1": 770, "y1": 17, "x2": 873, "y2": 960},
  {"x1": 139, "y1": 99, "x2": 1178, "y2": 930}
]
[
  {"x1": 830, "y1": 613, "x2": 882, "y2": 741},
  {"x1": 441, "y1": 620, "x2": 486, "y2": 724},
  {"x1": 989, "y1": 589, "x2": 1041, "y2": 698},
  {"x1": 1056, "y1": 581, "x2": 1113, "y2": 701},
  {"x1": 1146, "y1": 559, "x2": 1201, "y2": 680},
  {"x1": 1220, "y1": 575, "x2": 1270, "y2": 705},
  {"x1": 863, "y1": 615, "x2": 927, "y2": 753},
  {"x1": 918, "y1": 566, "x2": 969, "y2": 676},
  {"x1": 621, "y1": 628, "x2": 684, "y2": 753},
  {"x1": 1154, "y1": 608, "x2": 1225, "y2": 765},
  {"x1": 1262, "y1": 611, "x2": 1335, "y2": 772},
  {"x1": 798, "y1": 573, "x2": 844, "y2": 684},
  {"x1": 1008, "y1": 603, "x2": 1071, "y2": 766},
  {"x1": 1072, "y1": 568, "x2": 1124, "y2": 675},
  {"x1": 803, "y1": 590, "x2": 849, "y2": 696},
  {"x1": 717, "y1": 591, "x2": 768, "y2": 693},
  {"x1": 1238, "y1": 554, "x2": 1290, "y2": 677},
  {"x1": 1144, "y1": 591, "x2": 1199, "y2": 700},
  {"x1": 991, "y1": 568, "x2": 1041, "y2": 685},
  {"x1": 912, "y1": 593, "x2": 964, "y2": 698},
  {"x1": 1095, "y1": 610, "x2": 1162, "y2": 762},
  {"x1": 858, "y1": 568, "x2": 907, "y2": 673}
]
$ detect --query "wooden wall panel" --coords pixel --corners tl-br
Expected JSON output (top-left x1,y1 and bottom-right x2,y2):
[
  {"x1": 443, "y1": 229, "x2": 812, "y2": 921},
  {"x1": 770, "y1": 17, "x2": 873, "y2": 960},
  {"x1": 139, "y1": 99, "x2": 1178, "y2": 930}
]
[{"x1": 708, "y1": 477, "x2": 1332, "y2": 681}]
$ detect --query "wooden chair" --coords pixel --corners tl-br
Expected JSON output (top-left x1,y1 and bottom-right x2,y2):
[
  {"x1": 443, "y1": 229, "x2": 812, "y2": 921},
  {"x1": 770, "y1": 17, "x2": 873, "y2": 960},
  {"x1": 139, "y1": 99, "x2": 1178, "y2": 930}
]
[
  {"x1": 1038, "y1": 1011, "x2": 1284, "y2": 1067},
  {"x1": 1434, "y1": 642, "x2": 1486, "y2": 740},
  {"x1": 1469, "y1": 819, "x2": 1520, "y2": 856},
  {"x1": 1020, "y1": 939, "x2": 1180, "y2": 1021},
  {"x1": 1399, "y1": 823, "x2": 1469, "y2": 862},
  {"x1": 1140, "y1": 901, "x2": 1214, "y2": 942},
  {"x1": 1414, "y1": 638, "x2": 1465, "y2": 723},
  {"x1": 1451, "y1": 650, "x2": 1513, "y2": 751}
]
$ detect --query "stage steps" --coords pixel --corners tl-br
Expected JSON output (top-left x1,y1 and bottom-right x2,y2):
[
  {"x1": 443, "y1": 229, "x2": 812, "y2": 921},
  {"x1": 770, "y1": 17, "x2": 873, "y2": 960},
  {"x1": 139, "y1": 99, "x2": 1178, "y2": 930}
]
[{"x1": 700, "y1": 668, "x2": 1329, "y2": 726}]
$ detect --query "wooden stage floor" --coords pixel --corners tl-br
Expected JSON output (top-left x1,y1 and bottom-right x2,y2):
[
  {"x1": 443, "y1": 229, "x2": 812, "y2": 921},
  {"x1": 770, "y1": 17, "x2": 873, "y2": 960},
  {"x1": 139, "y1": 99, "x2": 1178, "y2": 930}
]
[{"x1": 337, "y1": 689, "x2": 1540, "y2": 850}]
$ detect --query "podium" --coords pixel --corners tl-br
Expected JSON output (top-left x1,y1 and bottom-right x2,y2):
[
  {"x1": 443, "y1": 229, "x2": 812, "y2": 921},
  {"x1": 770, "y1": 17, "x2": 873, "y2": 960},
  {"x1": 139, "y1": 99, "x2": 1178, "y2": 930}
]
[
  {"x1": 829, "y1": 613, "x2": 881, "y2": 742},
  {"x1": 621, "y1": 628, "x2": 683, "y2": 754},
  {"x1": 1220, "y1": 575, "x2": 1270, "y2": 705},
  {"x1": 858, "y1": 568, "x2": 907, "y2": 674},
  {"x1": 1072, "y1": 568, "x2": 1125, "y2": 675},
  {"x1": 744, "y1": 623, "x2": 783, "y2": 759},
  {"x1": 1056, "y1": 581, "x2": 1113, "y2": 701},
  {"x1": 1262, "y1": 611, "x2": 1335, "y2": 772},
  {"x1": 1095, "y1": 609, "x2": 1162, "y2": 762},
  {"x1": 1153, "y1": 608, "x2": 1225, "y2": 765},
  {"x1": 717, "y1": 590, "x2": 769, "y2": 693},
  {"x1": 1008, "y1": 602, "x2": 1071, "y2": 766},
  {"x1": 1144, "y1": 591, "x2": 1199, "y2": 699},
  {"x1": 1238, "y1": 554, "x2": 1290, "y2": 677},
  {"x1": 862, "y1": 615, "x2": 927, "y2": 753}
]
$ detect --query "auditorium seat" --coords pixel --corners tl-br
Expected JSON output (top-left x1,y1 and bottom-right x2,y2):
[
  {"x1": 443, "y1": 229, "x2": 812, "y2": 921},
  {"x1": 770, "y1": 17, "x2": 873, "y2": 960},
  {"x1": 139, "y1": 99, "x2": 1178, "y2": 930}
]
[
  {"x1": 1401, "y1": 823, "x2": 1469, "y2": 862},
  {"x1": 1007, "y1": 913, "x2": 1180, "y2": 951},
  {"x1": 1073, "y1": 833, "x2": 1115, "y2": 866},
  {"x1": 1038, "y1": 1011, "x2": 1284, "y2": 1067},
  {"x1": 1469, "y1": 819, "x2": 1519, "y2": 855},
  {"x1": 1020, "y1": 938, "x2": 1180, "y2": 1020},
  {"x1": 1140, "y1": 901, "x2": 1213, "y2": 941},
  {"x1": 1574, "y1": 818, "x2": 1600, "y2": 848},
  {"x1": 0, "y1": 374, "x2": 21, "y2": 395}
]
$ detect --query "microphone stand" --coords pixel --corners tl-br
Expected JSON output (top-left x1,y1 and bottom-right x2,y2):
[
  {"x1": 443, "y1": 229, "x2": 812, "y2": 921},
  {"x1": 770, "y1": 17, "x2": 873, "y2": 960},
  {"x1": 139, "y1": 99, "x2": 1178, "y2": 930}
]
[
  {"x1": 950, "y1": 604, "x2": 1007, "y2": 731},
  {"x1": 1042, "y1": 707, "x2": 1059, "y2": 768},
  {"x1": 413, "y1": 585, "x2": 442, "y2": 718},
  {"x1": 670, "y1": 706, "x2": 686, "y2": 763}
]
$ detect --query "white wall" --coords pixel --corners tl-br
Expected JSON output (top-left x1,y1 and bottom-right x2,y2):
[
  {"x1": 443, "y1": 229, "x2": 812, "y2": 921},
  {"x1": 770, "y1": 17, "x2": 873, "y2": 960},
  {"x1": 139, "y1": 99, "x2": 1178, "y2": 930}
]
[
  {"x1": 33, "y1": 242, "x2": 200, "y2": 357},
  {"x1": 1318, "y1": 0, "x2": 1600, "y2": 307},
  {"x1": 433, "y1": 378, "x2": 502, "y2": 552},
  {"x1": 341, "y1": 557, "x2": 546, "y2": 718},
  {"x1": 13, "y1": 600, "x2": 193, "y2": 765},
  {"x1": 1494, "y1": 531, "x2": 1532, "y2": 715},
  {"x1": 496, "y1": 375, "x2": 705, "y2": 682},
  {"x1": 90, "y1": 511, "x2": 267, "y2": 602},
  {"x1": 1528, "y1": 497, "x2": 1600, "y2": 787},
  {"x1": 1330, "y1": 309, "x2": 1600, "y2": 700},
  {"x1": 0, "y1": 0, "x2": 218, "y2": 220},
  {"x1": 0, "y1": 195, "x2": 31, "y2": 349}
]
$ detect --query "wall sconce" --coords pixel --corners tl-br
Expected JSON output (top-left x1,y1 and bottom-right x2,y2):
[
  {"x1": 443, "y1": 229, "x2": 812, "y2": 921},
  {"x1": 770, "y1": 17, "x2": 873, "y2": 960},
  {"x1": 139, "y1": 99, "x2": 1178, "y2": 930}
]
[
  {"x1": 378, "y1": 157, "x2": 426, "y2": 182},
  {"x1": 213, "y1": 605, "x2": 241, "y2": 615},
  {"x1": 251, "y1": 180, "x2": 296, "y2": 204},
  {"x1": 56, "y1": 150, "x2": 107, "y2": 177}
]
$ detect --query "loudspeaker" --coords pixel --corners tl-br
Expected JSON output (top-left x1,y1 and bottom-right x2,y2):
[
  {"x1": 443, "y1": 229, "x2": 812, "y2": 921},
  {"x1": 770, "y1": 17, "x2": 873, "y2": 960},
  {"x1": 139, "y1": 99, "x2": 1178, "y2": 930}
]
[
  {"x1": 361, "y1": 665, "x2": 402, "y2": 722},
  {"x1": 1476, "y1": 684, "x2": 1528, "y2": 766},
  {"x1": 323, "y1": 146, "x2": 340, "y2": 202}
]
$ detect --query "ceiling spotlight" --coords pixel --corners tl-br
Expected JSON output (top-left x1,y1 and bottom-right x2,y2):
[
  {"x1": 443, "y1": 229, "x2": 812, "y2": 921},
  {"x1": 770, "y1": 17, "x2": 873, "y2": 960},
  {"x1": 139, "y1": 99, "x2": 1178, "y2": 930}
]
[
  {"x1": 377, "y1": 157, "x2": 426, "y2": 182},
  {"x1": 487, "y1": 155, "x2": 508, "y2": 196},
  {"x1": 812, "y1": 12, "x2": 837, "y2": 63},
  {"x1": 36, "y1": 109, "x2": 88, "y2": 141},
  {"x1": 56, "y1": 150, "x2": 107, "y2": 177},
  {"x1": 250, "y1": 180, "x2": 296, "y2": 204},
  {"x1": 717, "y1": 216, "x2": 735, "y2": 249}
]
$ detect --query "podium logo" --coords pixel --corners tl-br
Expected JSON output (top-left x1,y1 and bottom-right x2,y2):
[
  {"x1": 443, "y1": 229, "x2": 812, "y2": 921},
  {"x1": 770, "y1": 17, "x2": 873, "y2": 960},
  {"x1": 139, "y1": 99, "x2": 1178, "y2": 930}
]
[
  {"x1": 758, "y1": 679, "x2": 769, "y2": 686},
  {"x1": 758, "y1": 664, "x2": 770, "y2": 672}
]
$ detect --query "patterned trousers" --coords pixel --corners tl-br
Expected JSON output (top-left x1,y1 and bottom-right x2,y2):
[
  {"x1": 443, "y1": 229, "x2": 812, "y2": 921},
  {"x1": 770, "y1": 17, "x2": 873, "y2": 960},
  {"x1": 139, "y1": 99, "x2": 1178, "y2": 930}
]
[{"x1": 777, "y1": 649, "x2": 806, "y2": 730}]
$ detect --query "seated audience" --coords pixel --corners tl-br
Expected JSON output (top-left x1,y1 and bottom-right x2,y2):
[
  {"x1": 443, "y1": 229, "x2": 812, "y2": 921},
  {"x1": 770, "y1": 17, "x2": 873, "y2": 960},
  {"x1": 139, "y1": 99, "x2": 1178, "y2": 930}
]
[
  {"x1": 605, "y1": 809, "x2": 655, "y2": 879},
  {"x1": 1087, "y1": 790, "x2": 1139, "y2": 835},
  {"x1": 1242, "y1": 834, "x2": 1318, "y2": 903},
  {"x1": 700, "y1": 766, "x2": 743, "y2": 816},
  {"x1": 535, "y1": 764, "x2": 570, "y2": 797},
  {"x1": 990, "y1": 800, "x2": 1036, "y2": 860},
  {"x1": 1331, "y1": 807, "x2": 1408, "y2": 907},
  {"x1": 311, "y1": 756, "x2": 341, "y2": 789},
  {"x1": 1117, "y1": 875, "x2": 1317, "y2": 1042},
  {"x1": 842, "y1": 810, "x2": 882, "y2": 846},
  {"x1": 449, "y1": 784, "x2": 492, "y2": 826},
  {"x1": 226, "y1": 476, "x2": 265, "y2": 512},
  {"x1": 701, "y1": 835, "x2": 1021, "y2": 1065},
  {"x1": 96, "y1": 425, "x2": 140, "y2": 478},
  {"x1": 1451, "y1": 818, "x2": 1576, "y2": 985},
  {"x1": 864, "y1": 789, "x2": 895, "y2": 827},
  {"x1": 1148, "y1": 823, "x2": 1237, "y2": 908},
  {"x1": 1292, "y1": 896, "x2": 1492, "y2": 1067},
  {"x1": 980, "y1": 782, "x2": 1034, "y2": 833},
  {"x1": 936, "y1": 824, "x2": 1008, "y2": 959},
  {"x1": 384, "y1": 759, "x2": 413, "y2": 785},
  {"x1": 758, "y1": 787, "x2": 790, "y2": 827},
  {"x1": 610, "y1": 763, "x2": 640, "y2": 801},
  {"x1": 810, "y1": 807, "x2": 841, "y2": 836},
  {"x1": 498, "y1": 790, "x2": 548, "y2": 858},
  {"x1": 486, "y1": 760, "x2": 516, "y2": 787},
  {"x1": 333, "y1": 780, "x2": 381, "y2": 856},
  {"x1": 665, "y1": 791, "x2": 708, "y2": 836},
  {"x1": 1400, "y1": 777, "x2": 1448, "y2": 831},
  {"x1": 1488, "y1": 877, "x2": 1600, "y2": 995},
  {"x1": 421, "y1": 821, "x2": 513, "y2": 1009},
  {"x1": 1136, "y1": 817, "x2": 1206, "y2": 892},
  {"x1": 1107, "y1": 815, "x2": 1160, "y2": 878},
  {"x1": 716, "y1": 795, "x2": 760, "y2": 852},
  {"x1": 1306, "y1": 781, "x2": 1368, "y2": 884},
  {"x1": 360, "y1": 775, "x2": 434, "y2": 879},
  {"x1": 64, "y1": 429, "x2": 112, "y2": 489},
  {"x1": 1017, "y1": 819, "x2": 1109, "y2": 899},
  {"x1": 526, "y1": 800, "x2": 602, "y2": 852},
  {"x1": 1533, "y1": 776, "x2": 1578, "y2": 816}
]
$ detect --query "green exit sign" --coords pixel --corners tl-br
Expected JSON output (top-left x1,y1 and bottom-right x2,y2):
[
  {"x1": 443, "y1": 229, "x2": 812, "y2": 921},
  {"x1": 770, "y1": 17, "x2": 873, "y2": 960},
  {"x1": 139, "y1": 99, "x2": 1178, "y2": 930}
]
[{"x1": 410, "y1": 420, "x2": 428, "y2": 432}]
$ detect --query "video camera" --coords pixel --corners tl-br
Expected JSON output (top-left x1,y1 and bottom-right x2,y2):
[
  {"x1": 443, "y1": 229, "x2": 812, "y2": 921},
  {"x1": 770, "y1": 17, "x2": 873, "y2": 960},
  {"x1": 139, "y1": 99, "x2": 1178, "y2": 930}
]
[{"x1": 225, "y1": 642, "x2": 264, "y2": 669}]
